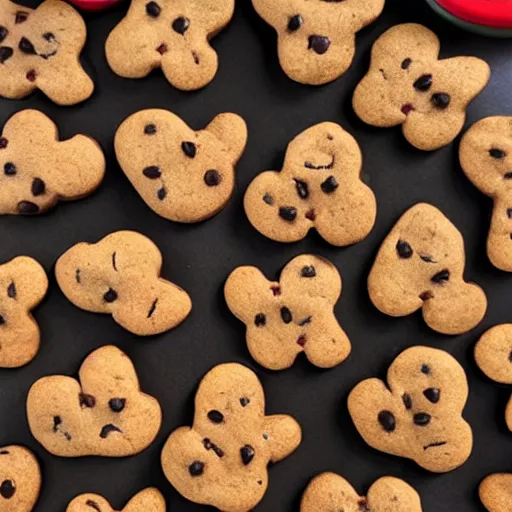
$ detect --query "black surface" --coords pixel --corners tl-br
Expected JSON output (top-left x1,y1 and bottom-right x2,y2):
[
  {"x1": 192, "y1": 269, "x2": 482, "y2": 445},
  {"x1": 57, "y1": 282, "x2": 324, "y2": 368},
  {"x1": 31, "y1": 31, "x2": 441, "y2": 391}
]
[{"x1": 1, "y1": 1, "x2": 511, "y2": 511}]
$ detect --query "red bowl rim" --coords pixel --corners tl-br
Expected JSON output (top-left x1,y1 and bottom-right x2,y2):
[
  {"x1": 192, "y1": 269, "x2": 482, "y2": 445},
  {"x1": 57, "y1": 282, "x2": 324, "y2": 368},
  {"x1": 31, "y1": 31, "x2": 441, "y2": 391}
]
[{"x1": 435, "y1": 0, "x2": 512, "y2": 28}]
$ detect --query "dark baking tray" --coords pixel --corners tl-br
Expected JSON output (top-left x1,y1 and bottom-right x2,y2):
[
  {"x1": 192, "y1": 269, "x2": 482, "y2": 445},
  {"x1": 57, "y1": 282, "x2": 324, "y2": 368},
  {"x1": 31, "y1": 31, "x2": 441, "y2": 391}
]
[{"x1": 1, "y1": 1, "x2": 511, "y2": 510}]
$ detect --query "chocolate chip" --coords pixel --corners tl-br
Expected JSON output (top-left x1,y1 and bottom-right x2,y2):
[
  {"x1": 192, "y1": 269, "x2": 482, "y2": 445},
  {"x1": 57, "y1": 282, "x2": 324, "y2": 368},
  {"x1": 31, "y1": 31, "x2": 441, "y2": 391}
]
[
  {"x1": 85, "y1": 500, "x2": 101, "y2": 511},
  {"x1": 402, "y1": 393, "x2": 412, "y2": 410},
  {"x1": 280, "y1": 306, "x2": 292, "y2": 324},
  {"x1": 144, "y1": 124, "x2": 157, "y2": 135},
  {"x1": 378, "y1": 410, "x2": 396, "y2": 432},
  {"x1": 142, "y1": 165, "x2": 161, "y2": 179},
  {"x1": 413, "y1": 413, "x2": 431, "y2": 426},
  {"x1": 287, "y1": 14, "x2": 302, "y2": 31},
  {"x1": 431, "y1": 269, "x2": 450, "y2": 284},
  {"x1": 145, "y1": 1, "x2": 161, "y2": 17},
  {"x1": 26, "y1": 69, "x2": 36, "y2": 82},
  {"x1": 509, "y1": 350, "x2": 512, "y2": 363},
  {"x1": 254, "y1": 313, "x2": 266, "y2": 327},
  {"x1": 17, "y1": 201, "x2": 39, "y2": 214},
  {"x1": 279, "y1": 206, "x2": 297, "y2": 222},
  {"x1": 297, "y1": 335, "x2": 306, "y2": 346},
  {"x1": 271, "y1": 285, "x2": 281, "y2": 296},
  {"x1": 42, "y1": 32, "x2": 55, "y2": 42},
  {"x1": 240, "y1": 445, "x2": 255, "y2": 465},
  {"x1": 298, "y1": 316, "x2": 311, "y2": 326},
  {"x1": 4, "y1": 162, "x2": 16, "y2": 176},
  {"x1": 401, "y1": 58, "x2": 412, "y2": 70},
  {"x1": 79, "y1": 393, "x2": 96, "y2": 408},
  {"x1": 18, "y1": 37, "x2": 36, "y2": 54},
  {"x1": 15, "y1": 11, "x2": 28, "y2": 24},
  {"x1": 262, "y1": 433, "x2": 269, "y2": 440},
  {"x1": 208, "y1": 410, "x2": 224, "y2": 423},
  {"x1": 423, "y1": 388, "x2": 440, "y2": 403},
  {"x1": 75, "y1": 269, "x2": 81, "y2": 284},
  {"x1": 490, "y1": 148, "x2": 506, "y2": 159},
  {"x1": 0, "y1": 27, "x2": 7, "y2": 43},
  {"x1": 507, "y1": 208, "x2": 512, "y2": 219},
  {"x1": 103, "y1": 288, "x2": 118, "y2": 303},
  {"x1": 100, "y1": 424, "x2": 122, "y2": 438},
  {"x1": 396, "y1": 240, "x2": 413, "y2": 259},
  {"x1": 189, "y1": 461, "x2": 204, "y2": 476},
  {"x1": 0, "y1": 47, "x2": 13, "y2": 64},
  {"x1": 413, "y1": 74, "x2": 433, "y2": 91},
  {"x1": 308, "y1": 35, "x2": 330, "y2": 55},
  {"x1": 419, "y1": 291, "x2": 433, "y2": 301},
  {"x1": 192, "y1": 51, "x2": 200, "y2": 64},
  {"x1": 31, "y1": 177, "x2": 45, "y2": 196},
  {"x1": 0, "y1": 138, "x2": 7, "y2": 149},
  {"x1": 240, "y1": 397, "x2": 250, "y2": 407},
  {"x1": 263, "y1": 193, "x2": 273, "y2": 205},
  {"x1": 431, "y1": 93, "x2": 450, "y2": 109},
  {"x1": 109, "y1": 398, "x2": 126, "y2": 412},
  {"x1": 294, "y1": 179, "x2": 309, "y2": 199},
  {"x1": 157, "y1": 187, "x2": 167, "y2": 200},
  {"x1": 301, "y1": 265, "x2": 316, "y2": 278},
  {"x1": 0, "y1": 315, "x2": 4, "y2": 325},
  {"x1": 204, "y1": 170, "x2": 221, "y2": 186},
  {"x1": 420, "y1": 254, "x2": 435, "y2": 263},
  {"x1": 0, "y1": 480, "x2": 15, "y2": 499},
  {"x1": 401, "y1": 104, "x2": 414, "y2": 115},
  {"x1": 203, "y1": 438, "x2": 224, "y2": 458},
  {"x1": 321, "y1": 176, "x2": 338, "y2": 194},
  {"x1": 156, "y1": 42, "x2": 168, "y2": 54},
  {"x1": 0, "y1": 451, "x2": 9, "y2": 455},
  {"x1": 173, "y1": 17, "x2": 190, "y2": 34},
  {"x1": 181, "y1": 141, "x2": 196, "y2": 158},
  {"x1": 305, "y1": 208, "x2": 316, "y2": 221},
  {"x1": 504, "y1": 172, "x2": 512, "y2": 180},
  {"x1": 421, "y1": 364, "x2": 431, "y2": 375},
  {"x1": 7, "y1": 282, "x2": 15, "y2": 298},
  {"x1": 147, "y1": 298, "x2": 158, "y2": 318},
  {"x1": 53, "y1": 415, "x2": 62, "y2": 432}
]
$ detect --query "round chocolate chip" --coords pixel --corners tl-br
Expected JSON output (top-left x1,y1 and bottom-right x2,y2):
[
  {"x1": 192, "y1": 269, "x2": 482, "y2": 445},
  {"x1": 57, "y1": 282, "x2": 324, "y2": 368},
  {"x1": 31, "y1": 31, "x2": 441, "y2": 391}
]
[
  {"x1": 189, "y1": 461, "x2": 204, "y2": 476},
  {"x1": 254, "y1": 313, "x2": 266, "y2": 327},
  {"x1": 31, "y1": 177, "x2": 45, "y2": 196},
  {"x1": 144, "y1": 124, "x2": 157, "y2": 135},
  {"x1": 321, "y1": 176, "x2": 338, "y2": 194},
  {"x1": 207, "y1": 410, "x2": 224, "y2": 423},
  {"x1": 401, "y1": 58, "x2": 412, "y2": 70},
  {"x1": 157, "y1": 187, "x2": 167, "y2": 200},
  {"x1": 172, "y1": 17, "x2": 190, "y2": 35},
  {"x1": 279, "y1": 206, "x2": 297, "y2": 222},
  {"x1": 378, "y1": 410, "x2": 396, "y2": 432},
  {"x1": 103, "y1": 288, "x2": 118, "y2": 303},
  {"x1": 0, "y1": 479, "x2": 15, "y2": 499},
  {"x1": 308, "y1": 35, "x2": 330, "y2": 55},
  {"x1": 240, "y1": 445, "x2": 255, "y2": 465},
  {"x1": 0, "y1": 27, "x2": 8, "y2": 43},
  {"x1": 26, "y1": 69, "x2": 36, "y2": 82},
  {"x1": 181, "y1": 141, "x2": 196, "y2": 158},
  {"x1": 413, "y1": 412, "x2": 431, "y2": 426},
  {"x1": 431, "y1": 93, "x2": 450, "y2": 109},
  {"x1": 280, "y1": 306, "x2": 292, "y2": 324},
  {"x1": 421, "y1": 364, "x2": 431, "y2": 375},
  {"x1": 204, "y1": 170, "x2": 221, "y2": 187},
  {"x1": 402, "y1": 393, "x2": 412, "y2": 410},
  {"x1": 490, "y1": 148, "x2": 506, "y2": 159},
  {"x1": 301, "y1": 265, "x2": 316, "y2": 278},
  {"x1": 0, "y1": 138, "x2": 8, "y2": 149},
  {"x1": 287, "y1": 14, "x2": 302, "y2": 31},
  {"x1": 294, "y1": 179, "x2": 309, "y2": 199},
  {"x1": 145, "y1": 1, "x2": 161, "y2": 17},
  {"x1": 413, "y1": 74, "x2": 433, "y2": 91},
  {"x1": 4, "y1": 162, "x2": 16, "y2": 176},
  {"x1": 18, "y1": 37, "x2": 36, "y2": 54},
  {"x1": 396, "y1": 240, "x2": 413, "y2": 259},
  {"x1": 263, "y1": 193, "x2": 273, "y2": 205},
  {"x1": 109, "y1": 398, "x2": 126, "y2": 412},
  {"x1": 7, "y1": 282, "x2": 15, "y2": 298},
  {"x1": 0, "y1": 314, "x2": 4, "y2": 325},
  {"x1": 240, "y1": 397, "x2": 250, "y2": 407},
  {"x1": 423, "y1": 388, "x2": 440, "y2": 404},
  {"x1": 0, "y1": 47, "x2": 13, "y2": 64},
  {"x1": 142, "y1": 166, "x2": 161, "y2": 179},
  {"x1": 79, "y1": 393, "x2": 96, "y2": 408},
  {"x1": 17, "y1": 201, "x2": 39, "y2": 214}
]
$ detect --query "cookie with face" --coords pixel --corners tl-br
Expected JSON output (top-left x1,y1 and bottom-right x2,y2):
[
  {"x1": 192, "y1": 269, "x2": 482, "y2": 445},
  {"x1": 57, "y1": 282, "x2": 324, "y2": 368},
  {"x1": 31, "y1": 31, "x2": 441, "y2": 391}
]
[
  {"x1": 479, "y1": 473, "x2": 512, "y2": 512},
  {"x1": 474, "y1": 324, "x2": 512, "y2": 432},
  {"x1": 66, "y1": 488, "x2": 166, "y2": 512},
  {"x1": 105, "y1": 0, "x2": 235, "y2": 91},
  {"x1": 460, "y1": 116, "x2": 512, "y2": 271},
  {"x1": 55, "y1": 231, "x2": 192, "y2": 336},
  {"x1": 0, "y1": 446, "x2": 41, "y2": 512},
  {"x1": 0, "y1": 0, "x2": 93, "y2": 105},
  {"x1": 244, "y1": 122, "x2": 376, "y2": 246},
  {"x1": 0, "y1": 256, "x2": 48, "y2": 368},
  {"x1": 161, "y1": 363, "x2": 302, "y2": 512},
  {"x1": 27, "y1": 345, "x2": 162, "y2": 457},
  {"x1": 225, "y1": 254, "x2": 351, "y2": 370},
  {"x1": 114, "y1": 109, "x2": 247, "y2": 223},
  {"x1": 353, "y1": 23, "x2": 490, "y2": 151},
  {"x1": 252, "y1": 0, "x2": 384, "y2": 86},
  {"x1": 348, "y1": 346, "x2": 472, "y2": 473},
  {"x1": 368, "y1": 203, "x2": 487, "y2": 335},
  {"x1": 301, "y1": 473, "x2": 423, "y2": 512},
  {"x1": 0, "y1": 110, "x2": 105, "y2": 215}
]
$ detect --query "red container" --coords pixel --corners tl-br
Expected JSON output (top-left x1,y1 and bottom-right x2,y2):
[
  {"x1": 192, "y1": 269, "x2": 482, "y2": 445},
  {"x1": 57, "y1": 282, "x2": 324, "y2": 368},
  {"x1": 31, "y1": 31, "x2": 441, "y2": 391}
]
[
  {"x1": 436, "y1": 0, "x2": 512, "y2": 28},
  {"x1": 68, "y1": 0, "x2": 122, "y2": 11}
]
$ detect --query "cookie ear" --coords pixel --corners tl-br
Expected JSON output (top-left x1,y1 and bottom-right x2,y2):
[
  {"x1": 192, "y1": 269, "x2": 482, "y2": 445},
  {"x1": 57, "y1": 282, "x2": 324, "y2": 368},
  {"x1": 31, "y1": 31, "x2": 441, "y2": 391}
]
[
  {"x1": 263, "y1": 414, "x2": 302, "y2": 463},
  {"x1": 205, "y1": 113, "x2": 247, "y2": 165},
  {"x1": 66, "y1": 495, "x2": 112, "y2": 512},
  {"x1": 3, "y1": 256, "x2": 48, "y2": 309},
  {"x1": 441, "y1": 57, "x2": 490, "y2": 104},
  {"x1": 125, "y1": 489, "x2": 166, "y2": 511}
]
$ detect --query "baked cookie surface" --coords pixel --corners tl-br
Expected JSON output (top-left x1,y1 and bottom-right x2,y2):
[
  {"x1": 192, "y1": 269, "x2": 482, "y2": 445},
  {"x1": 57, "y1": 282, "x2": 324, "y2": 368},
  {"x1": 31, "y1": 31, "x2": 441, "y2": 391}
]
[
  {"x1": 66, "y1": 488, "x2": 166, "y2": 512},
  {"x1": 479, "y1": 473, "x2": 512, "y2": 512}
]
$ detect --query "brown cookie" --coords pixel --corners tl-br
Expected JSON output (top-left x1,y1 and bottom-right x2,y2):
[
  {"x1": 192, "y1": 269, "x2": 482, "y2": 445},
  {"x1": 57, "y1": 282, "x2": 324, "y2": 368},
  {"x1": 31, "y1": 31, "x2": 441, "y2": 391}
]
[
  {"x1": 105, "y1": 0, "x2": 235, "y2": 91},
  {"x1": 353, "y1": 23, "x2": 490, "y2": 151},
  {"x1": 460, "y1": 116, "x2": 512, "y2": 271},
  {"x1": 368, "y1": 203, "x2": 487, "y2": 335},
  {"x1": 0, "y1": 109, "x2": 105, "y2": 215},
  {"x1": 66, "y1": 488, "x2": 166, "y2": 512},
  {"x1": 224, "y1": 254, "x2": 351, "y2": 370},
  {"x1": 251, "y1": 0, "x2": 385, "y2": 85},
  {"x1": 161, "y1": 363, "x2": 302, "y2": 512},
  {"x1": 348, "y1": 346, "x2": 473, "y2": 473},
  {"x1": 0, "y1": 0, "x2": 94, "y2": 105},
  {"x1": 0, "y1": 446, "x2": 41, "y2": 512},
  {"x1": 474, "y1": 324, "x2": 512, "y2": 432},
  {"x1": 114, "y1": 109, "x2": 247, "y2": 223},
  {"x1": 55, "y1": 231, "x2": 192, "y2": 336},
  {"x1": 27, "y1": 345, "x2": 162, "y2": 457},
  {"x1": 244, "y1": 122, "x2": 376, "y2": 246},
  {"x1": 479, "y1": 473, "x2": 512, "y2": 512},
  {"x1": 301, "y1": 472, "x2": 423, "y2": 512},
  {"x1": 0, "y1": 256, "x2": 48, "y2": 368}
]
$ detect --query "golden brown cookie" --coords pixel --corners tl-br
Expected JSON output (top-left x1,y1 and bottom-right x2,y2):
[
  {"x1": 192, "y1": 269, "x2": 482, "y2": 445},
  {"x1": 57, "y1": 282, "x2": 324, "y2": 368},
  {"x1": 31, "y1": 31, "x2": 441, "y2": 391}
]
[
  {"x1": 353, "y1": 23, "x2": 490, "y2": 151},
  {"x1": 348, "y1": 346, "x2": 473, "y2": 473},
  {"x1": 0, "y1": 446, "x2": 41, "y2": 512},
  {"x1": 474, "y1": 324, "x2": 512, "y2": 432},
  {"x1": 224, "y1": 254, "x2": 351, "y2": 370},
  {"x1": 114, "y1": 109, "x2": 247, "y2": 223},
  {"x1": 368, "y1": 203, "x2": 487, "y2": 335},
  {"x1": 0, "y1": 0, "x2": 94, "y2": 105},
  {"x1": 161, "y1": 363, "x2": 302, "y2": 512},
  {"x1": 0, "y1": 110, "x2": 105, "y2": 215},
  {"x1": 244, "y1": 122, "x2": 376, "y2": 246},
  {"x1": 479, "y1": 473, "x2": 512, "y2": 512},
  {"x1": 0, "y1": 256, "x2": 48, "y2": 368},
  {"x1": 105, "y1": 0, "x2": 235, "y2": 91},
  {"x1": 27, "y1": 345, "x2": 162, "y2": 457},
  {"x1": 251, "y1": 0, "x2": 385, "y2": 85},
  {"x1": 300, "y1": 472, "x2": 423, "y2": 512},
  {"x1": 460, "y1": 116, "x2": 512, "y2": 271},
  {"x1": 55, "y1": 231, "x2": 192, "y2": 336},
  {"x1": 66, "y1": 488, "x2": 166, "y2": 512}
]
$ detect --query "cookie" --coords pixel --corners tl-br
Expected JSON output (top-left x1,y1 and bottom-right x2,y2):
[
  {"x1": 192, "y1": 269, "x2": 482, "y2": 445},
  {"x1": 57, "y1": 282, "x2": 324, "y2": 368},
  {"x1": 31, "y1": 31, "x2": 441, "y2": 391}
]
[
  {"x1": 161, "y1": 363, "x2": 302, "y2": 512},
  {"x1": 105, "y1": 0, "x2": 235, "y2": 91},
  {"x1": 459, "y1": 116, "x2": 512, "y2": 271},
  {"x1": 348, "y1": 346, "x2": 472, "y2": 473},
  {"x1": 0, "y1": 0, "x2": 94, "y2": 105},
  {"x1": 66, "y1": 488, "x2": 166, "y2": 512},
  {"x1": 368, "y1": 203, "x2": 487, "y2": 335},
  {"x1": 252, "y1": 0, "x2": 385, "y2": 85},
  {"x1": 0, "y1": 109, "x2": 105, "y2": 215},
  {"x1": 224, "y1": 254, "x2": 351, "y2": 370},
  {"x1": 301, "y1": 472, "x2": 422, "y2": 512},
  {"x1": 0, "y1": 445, "x2": 41, "y2": 512},
  {"x1": 474, "y1": 324, "x2": 512, "y2": 431},
  {"x1": 244, "y1": 122, "x2": 376, "y2": 246},
  {"x1": 114, "y1": 109, "x2": 247, "y2": 223},
  {"x1": 352, "y1": 23, "x2": 490, "y2": 151},
  {"x1": 479, "y1": 473, "x2": 512, "y2": 512},
  {"x1": 55, "y1": 230, "x2": 192, "y2": 335},
  {"x1": 0, "y1": 256, "x2": 48, "y2": 368},
  {"x1": 27, "y1": 345, "x2": 162, "y2": 457}
]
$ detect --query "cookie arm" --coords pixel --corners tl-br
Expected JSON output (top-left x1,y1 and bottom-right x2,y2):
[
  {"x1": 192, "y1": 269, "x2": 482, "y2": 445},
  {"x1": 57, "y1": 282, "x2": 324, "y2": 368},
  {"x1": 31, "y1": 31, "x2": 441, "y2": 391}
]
[{"x1": 263, "y1": 414, "x2": 301, "y2": 463}]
